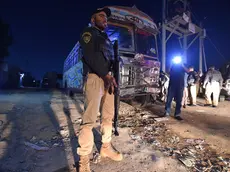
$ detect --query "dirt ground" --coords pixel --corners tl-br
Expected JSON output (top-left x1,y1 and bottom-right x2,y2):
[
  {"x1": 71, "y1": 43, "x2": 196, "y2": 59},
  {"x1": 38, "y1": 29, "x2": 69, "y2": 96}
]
[
  {"x1": 0, "y1": 89, "x2": 229, "y2": 172},
  {"x1": 0, "y1": 89, "x2": 186, "y2": 172},
  {"x1": 145, "y1": 98, "x2": 230, "y2": 156}
]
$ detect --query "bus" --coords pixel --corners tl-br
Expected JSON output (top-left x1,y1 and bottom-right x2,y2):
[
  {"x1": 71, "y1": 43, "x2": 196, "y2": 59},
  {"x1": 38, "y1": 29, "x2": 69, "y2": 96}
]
[{"x1": 63, "y1": 5, "x2": 161, "y2": 102}]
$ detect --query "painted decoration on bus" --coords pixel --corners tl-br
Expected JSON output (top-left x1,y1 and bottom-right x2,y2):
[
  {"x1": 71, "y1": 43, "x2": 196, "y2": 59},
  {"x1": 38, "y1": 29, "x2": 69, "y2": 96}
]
[
  {"x1": 107, "y1": 6, "x2": 158, "y2": 33},
  {"x1": 64, "y1": 42, "x2": 80, "y2": 72},
  {"x1": 63, "y1": 61, "x2": 83, "y2": 89}
]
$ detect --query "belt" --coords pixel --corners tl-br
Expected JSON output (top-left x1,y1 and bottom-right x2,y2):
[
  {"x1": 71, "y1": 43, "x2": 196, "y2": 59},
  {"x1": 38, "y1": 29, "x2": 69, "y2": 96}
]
[
  {"x1": 88, "y1": 72, "x2": 96, "y2": 75},
  {"x1": 88, "y1": 71, "x2": 113, "y2": 76}
]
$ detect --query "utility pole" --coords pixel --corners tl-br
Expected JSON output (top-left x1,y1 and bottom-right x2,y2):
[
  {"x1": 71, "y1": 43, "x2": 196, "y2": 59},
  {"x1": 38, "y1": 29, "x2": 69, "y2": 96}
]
[
  {"x1": 199, "y1": 35, "x2": 203, "y2": 72},
  {"x1": 183, "y1": 0, "x2": 187, "y2": 63},
  {"x1": 161, "y1": 0, "x2": 203, "y2": 71},
  {"x1": 199, "y1": 22, "x2": 203, "y2": 72},
  {"x1": 162, "y1": 0, "x2": 167, "y2": 72},
  {"x1": 183, "y1": 36, "x2": 187, "y2": 63}
]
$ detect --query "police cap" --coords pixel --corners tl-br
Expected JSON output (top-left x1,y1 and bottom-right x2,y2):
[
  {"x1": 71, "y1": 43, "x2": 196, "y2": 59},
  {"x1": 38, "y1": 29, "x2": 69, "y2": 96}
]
[{"x1": 92, "y1": 7, "x2": 111, "y2": 17}]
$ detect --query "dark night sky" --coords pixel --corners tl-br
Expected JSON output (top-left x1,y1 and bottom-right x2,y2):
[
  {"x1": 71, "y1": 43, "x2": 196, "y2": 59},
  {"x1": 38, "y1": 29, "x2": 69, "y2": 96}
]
[{"x1": 1, "y1": 0, "x2": 230, "y2": 79}]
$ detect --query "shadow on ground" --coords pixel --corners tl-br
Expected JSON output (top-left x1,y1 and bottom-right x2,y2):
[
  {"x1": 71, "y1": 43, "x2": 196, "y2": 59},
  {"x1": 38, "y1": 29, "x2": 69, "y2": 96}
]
[{"x1": 61, "y1": 92, "x2": 103, "y2": 169}]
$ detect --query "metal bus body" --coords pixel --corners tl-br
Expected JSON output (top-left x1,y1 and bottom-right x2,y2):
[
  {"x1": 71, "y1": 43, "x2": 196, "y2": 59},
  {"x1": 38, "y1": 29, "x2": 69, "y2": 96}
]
[{"x1": 63, "y1": 6, "x2": 161, "y2": 100}]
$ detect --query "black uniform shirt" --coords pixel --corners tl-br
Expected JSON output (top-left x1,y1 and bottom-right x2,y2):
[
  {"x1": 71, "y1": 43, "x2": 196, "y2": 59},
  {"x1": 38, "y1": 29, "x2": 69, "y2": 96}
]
[
  {"x1": 80, "y1": 26, "x2": 114, "y2": 78},
  {"x1": 169, "y1": 64, "x2": 186, "y2": 88}
]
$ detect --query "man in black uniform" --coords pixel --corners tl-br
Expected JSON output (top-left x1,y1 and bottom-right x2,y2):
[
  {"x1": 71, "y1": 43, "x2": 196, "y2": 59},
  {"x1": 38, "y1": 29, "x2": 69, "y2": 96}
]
[
  {"x1": 77, "y1": 8, "x2": 123, "y2": 172},
  {"x1": 164, "y1": 62, "x2": 189, "y2": 120}
]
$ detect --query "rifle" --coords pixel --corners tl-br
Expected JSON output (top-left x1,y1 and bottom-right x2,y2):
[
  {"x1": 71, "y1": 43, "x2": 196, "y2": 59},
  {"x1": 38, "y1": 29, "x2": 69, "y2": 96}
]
[{"x1": 113, "y1": 40, "x2": 120, "y2": 136}]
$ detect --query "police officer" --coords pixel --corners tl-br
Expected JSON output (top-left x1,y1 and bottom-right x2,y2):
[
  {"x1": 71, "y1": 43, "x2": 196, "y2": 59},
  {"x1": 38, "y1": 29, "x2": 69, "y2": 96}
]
[
  {"x1": 203, "y1": 66, "x2": 223, "y2": 107},
  {"x1": 77, "y1": 7, "x2": 123, "y2": 172},
  {"x1": 181, "y1": 71, "x2": 189, "y2": 108},
  {"x1": 187, "y1": 66, "x2": 199, "y2": 106},
  {"x1": 196, "y1": 70, "x2": 202, "y2": 96},
  {"x1": 164, "y1": 62, "x2": 189, "y2": 120},
  {"x1": 159, "y1": 71, "x2": 170, "y2": 102}
]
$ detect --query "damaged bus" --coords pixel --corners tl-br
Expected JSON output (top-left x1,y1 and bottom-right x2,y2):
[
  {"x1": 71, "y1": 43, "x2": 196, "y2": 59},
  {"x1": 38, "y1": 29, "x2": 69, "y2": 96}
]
[{"x1": 63, "y1": 6, "x2": 161, "y2": 103}]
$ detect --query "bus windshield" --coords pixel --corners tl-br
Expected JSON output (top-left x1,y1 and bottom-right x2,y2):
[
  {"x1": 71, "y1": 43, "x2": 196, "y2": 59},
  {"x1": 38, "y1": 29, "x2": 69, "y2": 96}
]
[
  {"x1": 136, "y1": 29, "x2": 157, "y2": 57},
  {"x1": 106, "y1": 24, "x2": 134, "y2": 52}
]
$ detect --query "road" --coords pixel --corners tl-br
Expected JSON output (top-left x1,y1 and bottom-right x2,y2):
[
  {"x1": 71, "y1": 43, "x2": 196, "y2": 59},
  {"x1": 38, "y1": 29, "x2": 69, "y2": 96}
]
[
  {"x1": 0, "y1": 89, "x2": 229, "y2": 172},
  {"x1": 146, "y1": 98, "x2": 230, "y2": 155}
]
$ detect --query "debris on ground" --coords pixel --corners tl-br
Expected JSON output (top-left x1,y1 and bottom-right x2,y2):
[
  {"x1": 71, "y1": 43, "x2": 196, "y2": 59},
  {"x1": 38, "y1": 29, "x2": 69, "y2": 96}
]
[
  {"x1": 0, "y1": 120, "x2": 3, "y2": 126},
  {"x1": 118, "y1": 102, "x2": 230, "y2": 171},
  {"x1": 185, "y1": 138, "x2": 205, "y2": 145},
  {"x1": 179, "y1": 157, "x2": 195, "y2": 167},
  {"x1": 92, "y1": 152, "x2": 101, "y2": 164},
  {"x1": 154, "y1": 117, "x2": 169, "y2": 122},
  {"x1": 74, "y1": 118, "x2": 82, "y2": 124},
  {"x1": 30, "y1": 136, "x2": 36, "y2": 142},
  {"x1": 24, "y1": 141, "x2": 49, "y2": 151},
  {"x1": 1, "y1": 91, "x2": 230, "y2": 172}
]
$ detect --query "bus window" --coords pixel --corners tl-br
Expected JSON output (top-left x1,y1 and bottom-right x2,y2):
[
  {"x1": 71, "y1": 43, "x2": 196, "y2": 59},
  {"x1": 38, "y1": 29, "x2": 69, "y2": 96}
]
[
  {"x1": 136, "y1": 29, "x2": 157, "y2": 57},
  {"x1": 106, "y1": 24, "x2": 134, "y2": 52}
]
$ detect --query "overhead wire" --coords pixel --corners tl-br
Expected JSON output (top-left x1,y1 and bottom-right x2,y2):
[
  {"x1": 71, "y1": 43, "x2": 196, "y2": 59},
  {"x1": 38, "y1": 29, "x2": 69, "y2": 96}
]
[
  {"x1": 206, "y1": 35, "x2": 227, "y2": 62},
  {"x1": 188, "y1": 6, "x2": 227, "y2": 62}
]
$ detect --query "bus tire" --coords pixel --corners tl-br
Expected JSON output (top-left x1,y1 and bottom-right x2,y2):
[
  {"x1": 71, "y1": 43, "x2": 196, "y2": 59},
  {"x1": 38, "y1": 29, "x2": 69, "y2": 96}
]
[
  {"x1": 150, "y1": 94, "x2": 157, "y2": 103},
  {"x1": 141, "y1": 94, "x2": 151, "y2": 107}
]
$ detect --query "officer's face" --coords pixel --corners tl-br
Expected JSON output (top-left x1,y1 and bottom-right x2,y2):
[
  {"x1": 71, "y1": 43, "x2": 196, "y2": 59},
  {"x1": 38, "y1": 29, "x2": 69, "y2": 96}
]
[
  {"x1": 189, "y1": 68, "x2": 194, "y2": 72},
  {"x1": 93, "y1": 12, "x2": 108, "y2": 30}
]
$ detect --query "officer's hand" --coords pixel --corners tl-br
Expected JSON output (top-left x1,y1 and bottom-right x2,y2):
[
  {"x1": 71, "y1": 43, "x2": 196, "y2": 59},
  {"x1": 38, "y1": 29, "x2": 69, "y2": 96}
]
[
  {"x1": 103, "y1": 74, "x2": 117, "y2": 94},
  {"x1": 109, "y1": 77, "x2": 118, "y2": 94},
  {"x1": 103, "y1": 74, "x2": 111, "y2": 89},
  {"x1": 111, "y1": 76, "x2": 118, "y2": 88}
]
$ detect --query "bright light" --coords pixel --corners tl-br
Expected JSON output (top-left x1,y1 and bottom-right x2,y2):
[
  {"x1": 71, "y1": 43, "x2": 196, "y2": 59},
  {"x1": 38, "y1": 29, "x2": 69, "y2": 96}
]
[
  {"x1": 172, "y1": 56, "x2": 182, "y2": 64},
  {"x1": 20, "y1": 73, "x2": 24, "y2": 79},
  {"x1": 19, "y1": 73, "x2": 24, "y2": 88}
]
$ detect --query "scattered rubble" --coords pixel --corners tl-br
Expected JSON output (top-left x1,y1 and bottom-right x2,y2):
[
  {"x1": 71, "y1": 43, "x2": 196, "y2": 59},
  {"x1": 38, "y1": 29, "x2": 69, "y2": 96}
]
[
  {"x1": 30, "y1": 136, "x2": 36, "y2": 142},
  {"x1": 53, "y1": 143, "x2": 62, "y2": 147},
  {"x1": 118, "y1": 102, "x2": 230, "y2": 171},
  {"x1": 59, "y1": 129, "x2": 69, "y2": 138},
  {"x1": 130, "y1": 134, "x2": 142, "y2": 141},
  {"x1": 0, "y1": 120, "x2": 3, "y2": 126},
  {"x1": 38, "y1": 140, "x2": 49, "y2": 147},
  {"x1": 74, "y1": 118, "x2": 82, "y2": 124},
  {"x1": 24, "y1": 141, "x2": 49, "y2": 151},
  {"x1": 154, "y1": 117, "x2": 169, "y2": 122},
  {"x1": 185, "y1": 138, "x2": 205, "y2": 145},
  {"x1": 92, "y1": 152, "x2": 101, "y2": 164},
  {"x1": 179, "y1": 157, "x2": 195, "y2": 167}
]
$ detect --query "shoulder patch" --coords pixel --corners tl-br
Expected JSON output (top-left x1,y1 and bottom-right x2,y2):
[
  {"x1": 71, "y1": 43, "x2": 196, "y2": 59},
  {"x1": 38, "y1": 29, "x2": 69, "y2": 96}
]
[{"x1": 82, "y1": 32, "x2": 92, "y2": 44}]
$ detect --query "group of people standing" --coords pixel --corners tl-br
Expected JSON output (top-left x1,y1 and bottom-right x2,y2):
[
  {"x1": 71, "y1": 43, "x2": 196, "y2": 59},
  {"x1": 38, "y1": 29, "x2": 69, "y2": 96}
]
[
  {"x1": 76, "y1": 6, "x2": 226, "y2": 171},
  {"x1": 163, "y1": 63, "x2": 223, "y2": 121},
  {"x1": 181, "y1": 66, "x2": 199, "y2": 108}
]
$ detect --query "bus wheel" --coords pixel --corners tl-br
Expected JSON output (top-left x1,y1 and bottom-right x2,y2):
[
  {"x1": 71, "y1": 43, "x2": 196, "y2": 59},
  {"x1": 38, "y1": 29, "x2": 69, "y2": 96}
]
[
  {"x1": 150, "y1": 94, "x2": 157, "y2": 103},
  {"x1": 141, "y1": 94, "x2": 151, "y2": 107},
  {"x1": 126, "y1": 99, "x2": 134, "y2": 105}
]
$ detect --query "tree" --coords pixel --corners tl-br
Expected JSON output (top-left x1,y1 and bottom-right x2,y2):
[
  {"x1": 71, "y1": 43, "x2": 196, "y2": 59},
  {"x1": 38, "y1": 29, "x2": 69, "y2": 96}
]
[
  {"x1": 0, "y1": 17, "x2": 13, "y2": 60},
  {"x1": 0, "y1": 17, "x2": 13, "y2": 88}
]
